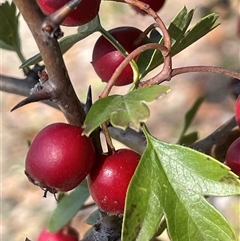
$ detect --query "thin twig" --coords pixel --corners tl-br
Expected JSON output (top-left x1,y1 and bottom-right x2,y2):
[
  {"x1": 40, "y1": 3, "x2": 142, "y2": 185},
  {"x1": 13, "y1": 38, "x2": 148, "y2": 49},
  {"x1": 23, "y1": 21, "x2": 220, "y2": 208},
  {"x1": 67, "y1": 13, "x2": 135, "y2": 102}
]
[
  {"x1": 191, "y1": 116, "x2": 239, "y2": 161},
  {"x1": 171, "y1": 66, "x2": 240, "y2": 80}
]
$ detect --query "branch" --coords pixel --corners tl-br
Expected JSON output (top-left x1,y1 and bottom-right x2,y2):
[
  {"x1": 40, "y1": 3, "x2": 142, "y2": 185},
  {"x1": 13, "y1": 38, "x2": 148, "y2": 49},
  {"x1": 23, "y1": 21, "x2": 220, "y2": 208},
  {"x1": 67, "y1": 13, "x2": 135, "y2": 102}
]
[
  {"x1": 1, "y1": 72, "x2": 239, "y2": 157},
  {"x1": 191, "y1": 116, "x2": 240, "y2": 161},
  {"x1": 80, "y1": 213, "x2": 122, "y2": 241},
  {"x1": 0, "y1": 66, "x2": 60, "y2": 109},
  {"x1": 0, "y1": 65, "x2": 43, "y2": 96},
  {"x1": 108, "y1": 126, "x2": 146, "y2": 154},
  {"x1": 12, "y1": 0, "x2": 86, "y2": 127}
]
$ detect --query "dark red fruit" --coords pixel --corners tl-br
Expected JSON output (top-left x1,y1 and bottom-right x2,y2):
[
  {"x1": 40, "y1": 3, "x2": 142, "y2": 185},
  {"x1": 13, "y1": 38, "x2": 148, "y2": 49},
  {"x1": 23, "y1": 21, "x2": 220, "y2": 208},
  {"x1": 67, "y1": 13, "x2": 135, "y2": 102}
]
[
  {"x1": 36, "y1": 0, "x2": 101, "y2": 26},
  {"x1": 92, "y1": 27, "x2": 145, "y2": 86},
  {"x1": 235, "y1": 96, "x2": 240, "y2": 128},
  {"x1": 37, "y1": 227, "x2": 78, "y2": 241},
  {"x1": 132, "y1": 0, "x2": 166, "y2": 15},
  {"x1": 25, "y1": 123, "x2": 96, "y2": 193},
  {"x1": 225, "y1": 137, "x2": 240, "y2": 177},
  {"x1": 88, "y1": 149, "x2": 141, "y2": 214}
]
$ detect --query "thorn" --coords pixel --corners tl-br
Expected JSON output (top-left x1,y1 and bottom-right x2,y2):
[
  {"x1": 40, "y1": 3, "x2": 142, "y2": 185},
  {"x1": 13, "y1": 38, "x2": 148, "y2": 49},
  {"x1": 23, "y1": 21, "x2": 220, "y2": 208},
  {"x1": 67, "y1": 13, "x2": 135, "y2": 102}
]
[
  {"x1": 11, "y1": 90, "x2": 51, "y2": 112},
  {"x1": 42, "y1": 0, "x2": 82, "y2": 39},
  {"x1": 84, "y1": 85, "x2": 93, "y2": 113}
]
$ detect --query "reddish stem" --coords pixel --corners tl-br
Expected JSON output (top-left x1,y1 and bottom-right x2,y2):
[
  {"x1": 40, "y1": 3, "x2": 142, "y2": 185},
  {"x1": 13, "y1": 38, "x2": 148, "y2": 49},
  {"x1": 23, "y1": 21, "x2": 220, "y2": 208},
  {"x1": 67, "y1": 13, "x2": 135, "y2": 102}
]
[
  {"x1": 171, "y1": 66, "x2": 240, "y2": 80},
  {"x1": 123, "y1": 0, "x2": 171, "y2": 51}
]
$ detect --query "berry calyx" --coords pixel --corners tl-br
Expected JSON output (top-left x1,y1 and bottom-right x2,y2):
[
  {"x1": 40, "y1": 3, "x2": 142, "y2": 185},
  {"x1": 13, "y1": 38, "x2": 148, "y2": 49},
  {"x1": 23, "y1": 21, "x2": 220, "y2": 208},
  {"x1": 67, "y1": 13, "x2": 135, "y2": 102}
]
[
  {"x1": 37, "y1": 226, "x2": 78, "y2": 241},
  {"x1": 235, "y1": 96, "x2": 240, "y2": 128},
  {"x1": 132, "y1": 0, "x2": 166, "y2": 15},
  {"x1": 88, "y1": 149, "x2": 141, "y2": 215},
  {"x1": 36, "y1": 0, "x2": 101, "y2": 26},
  {"x1": 92, "y1": 27, "x2": 145, "y2": 86},
  {"x1": 25, "y1": 123, "x2": 96, "y2": 193},
  {"x1": 225, "y1": 137, "x2": 240, "y2": 177}
]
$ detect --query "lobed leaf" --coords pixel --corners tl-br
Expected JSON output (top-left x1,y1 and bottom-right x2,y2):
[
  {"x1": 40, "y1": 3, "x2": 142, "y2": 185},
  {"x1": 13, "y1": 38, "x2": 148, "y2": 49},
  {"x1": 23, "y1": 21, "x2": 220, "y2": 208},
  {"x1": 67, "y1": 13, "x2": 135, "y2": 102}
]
[
  {"x1": 83, "y1": 85, "x2": 170, "y2": 136},
  {"x1": 138, "y1": 6, "x2": 194, "y2": 77},
  {"x1": 48, "y1": 185, "x2": 89, "y2": 232},
  {"x1": 137, "y1": 8, "x2": 218, "y2": 79},
  {"x1": 172, "y1": 13, "x2": 219, "y2": 56},
  {"x1": 122, "y1": 125, "x2": 240, "y2": 241}
]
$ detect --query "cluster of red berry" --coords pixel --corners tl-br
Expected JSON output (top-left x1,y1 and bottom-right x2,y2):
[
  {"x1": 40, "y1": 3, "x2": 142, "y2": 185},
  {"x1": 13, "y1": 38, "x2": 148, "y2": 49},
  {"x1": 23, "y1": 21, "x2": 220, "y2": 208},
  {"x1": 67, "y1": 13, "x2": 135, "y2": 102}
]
[
  {"x1": 225, "y1": 97, "x2": 240, "y2": 177},
  {"x1": 26, "y1": 122, "x2": 141, "y2": 240},
  {"x1": 25, "y1": 122, "x2": 140, "y2": 214}
]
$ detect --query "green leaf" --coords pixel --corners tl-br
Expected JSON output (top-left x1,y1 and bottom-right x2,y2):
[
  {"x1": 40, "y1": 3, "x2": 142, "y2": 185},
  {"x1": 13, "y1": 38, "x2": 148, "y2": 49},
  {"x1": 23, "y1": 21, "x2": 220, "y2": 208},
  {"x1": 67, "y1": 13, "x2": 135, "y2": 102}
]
[
  {"x1": 0, "y1": 40, "x2": 15, "y2": 51},
  {"x1": 83, "y1": 85, "x2": 170, "y2": 135},
  {"x1": 0, "y1": 1, "x2": 21, "y2": 51},
  {"x1": 123, "y1": 126, "x2": 240, "y2": 241},
  {"x1": 178, "y1": 131, "x2": 198, "y2": 146},
  {"x1": 48, "y1": 185, "x2": 89, "y2": 232},
  {"x1": 171, "y1": 12, "x2": 219, "y2": 57},
  {"x1": 85, "y1": 209, "x2": 99, "y2": 225},
  {"x1": 177, "y1": 96, "x2": 204, "y2": 144},
  {"x1": 20, "y1": 15, "x2": 101, "y2": 68}
]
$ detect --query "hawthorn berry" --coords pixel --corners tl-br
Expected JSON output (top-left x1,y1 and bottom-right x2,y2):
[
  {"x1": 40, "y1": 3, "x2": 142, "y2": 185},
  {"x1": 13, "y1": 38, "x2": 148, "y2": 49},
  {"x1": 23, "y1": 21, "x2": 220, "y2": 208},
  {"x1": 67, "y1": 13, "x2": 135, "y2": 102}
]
[
  {"x1": 88, "y1": 149, "x2": 141, "y2": 215},
  {"x1": 225, "y1": 137, "x2": 240, "y2": 177},
  {"x1": 235, "y1": 96, "x2": 240, "y2": 128},
  {"x1": 37, "y1": 227, "x2": 78, "y2": 241},
  {"x1": 92, "y1": 27, "x2": 146, "y2": 86},
  {"x1": 25, "y1": 123, "x2": 96, "y2": 193},
  {"x1": 132, "y1": 0, "x2": 166, "y2": 15},
  {"x1": 36, "y1": 0, "x2": 101, "y2": 26}
]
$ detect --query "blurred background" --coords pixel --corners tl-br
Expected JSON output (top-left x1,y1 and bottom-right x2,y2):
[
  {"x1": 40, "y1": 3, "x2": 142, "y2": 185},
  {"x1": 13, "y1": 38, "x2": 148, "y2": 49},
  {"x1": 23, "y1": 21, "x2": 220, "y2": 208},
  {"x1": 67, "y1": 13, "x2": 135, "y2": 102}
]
[{"x1": 1, "y1": 0, "x2": 240, "y2": 240}]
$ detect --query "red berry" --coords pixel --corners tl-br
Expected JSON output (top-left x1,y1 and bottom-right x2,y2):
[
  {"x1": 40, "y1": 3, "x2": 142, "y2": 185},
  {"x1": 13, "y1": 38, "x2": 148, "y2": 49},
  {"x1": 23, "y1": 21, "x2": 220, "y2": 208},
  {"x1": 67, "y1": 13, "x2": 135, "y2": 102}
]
[
  {"x1": 225, "y1": 137, "x2": 240, "y2": 177},
  {"x1": 235, "y1": 96, "x2": 240, "y2": 128},
  {"x1": 92, "y1": 27, "x2": 145, "y2": 86},
  {"x1": 37, "y1": 227, "x2": 78, "y2": 241},
  {"x1": 25, "y1": 123, "x2": 96, "y2": 193},
  {"x1": 88, "y1": 149, "x2": 141, "y2": 214},
  {"x1": 36, "y1": 0, "x2": 101, "y2": 26},
  {"x1": 132, "y1": 0, "x2": 166, "y2": 15}
]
